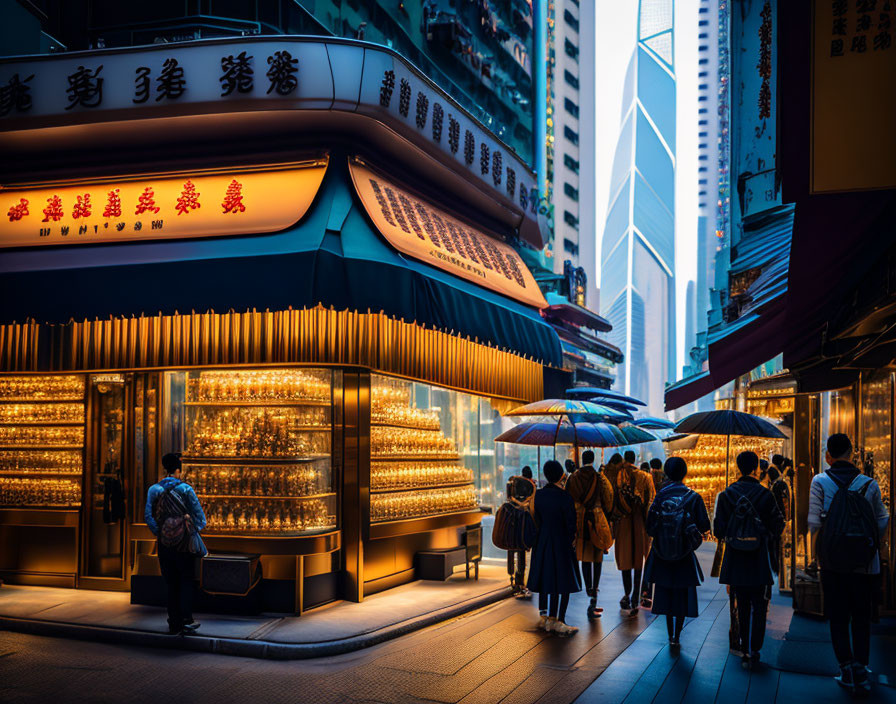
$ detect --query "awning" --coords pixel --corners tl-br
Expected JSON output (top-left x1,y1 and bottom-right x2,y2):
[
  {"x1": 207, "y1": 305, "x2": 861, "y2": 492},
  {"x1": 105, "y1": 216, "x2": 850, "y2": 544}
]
[
  {"x1": 0, "y1": 154, "x2": 561, "y2": 366},
  {"x1": 664, "y1": 205, "x2": 794, "y2": 411}
]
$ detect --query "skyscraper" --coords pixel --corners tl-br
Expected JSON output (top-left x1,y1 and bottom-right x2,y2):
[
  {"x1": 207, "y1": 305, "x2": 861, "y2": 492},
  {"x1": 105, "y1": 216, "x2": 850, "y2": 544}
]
[
  {"x1": 548, "y1": 0, "x2": 597, "y2": 306},
  {"x1": 599, "y1": 0, "x2": 676, "y2": 414}
]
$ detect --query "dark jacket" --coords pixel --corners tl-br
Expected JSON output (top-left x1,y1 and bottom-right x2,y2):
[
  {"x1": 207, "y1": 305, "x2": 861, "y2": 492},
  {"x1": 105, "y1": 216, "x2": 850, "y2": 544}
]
[
  {"x1": 713, "y1": 476, "x2": 785, "y2": 586},
  {"x1": 644, "y1": 482, "x2": 711, "y2": 588},
  {"x1": 526, "y1": 483, "x2": 583, "y2": 594}
]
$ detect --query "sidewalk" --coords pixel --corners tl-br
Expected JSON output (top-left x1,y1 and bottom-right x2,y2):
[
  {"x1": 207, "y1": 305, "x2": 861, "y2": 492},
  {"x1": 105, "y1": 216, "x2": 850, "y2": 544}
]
[{"x1": 0, "y1": 564, "x2": 511, "y2": 659}]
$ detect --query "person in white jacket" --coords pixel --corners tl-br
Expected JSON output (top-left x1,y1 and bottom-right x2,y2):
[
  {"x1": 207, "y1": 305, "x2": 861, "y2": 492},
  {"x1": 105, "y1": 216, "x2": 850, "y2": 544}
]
[{"x1": 808, "y1": 433, "x2": 889, "y2": 693}]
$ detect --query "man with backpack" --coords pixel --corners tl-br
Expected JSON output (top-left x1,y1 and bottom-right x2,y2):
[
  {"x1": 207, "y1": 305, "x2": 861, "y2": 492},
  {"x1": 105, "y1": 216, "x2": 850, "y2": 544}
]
[
  {"x1": 809, "y1": 433, "x2": 888, "y2": 693},
  {"x1": 566, "y1": 450, "x2": 614, "y2": 619},
  {"x1": 713, "y1": 451, "x2": 784, "y2": 670},
  {"x1": 608, "y1": 450, "x2": 655, "y2": 614},
  {"x1": 502, "y1": 471, "x2": 536, "y2": 597},
  {"x1": 144, "y1": 452, "x2": 207, "y2": 635},
  {"x1": 766, "y1": 463, "x2": 790, "y2": 576}
]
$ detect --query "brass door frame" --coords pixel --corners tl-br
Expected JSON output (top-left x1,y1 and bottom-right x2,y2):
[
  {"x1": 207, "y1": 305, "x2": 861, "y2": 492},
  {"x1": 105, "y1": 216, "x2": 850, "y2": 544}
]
[{"x1": 78, "y1": 374, "x2": 131, "y2": 590}]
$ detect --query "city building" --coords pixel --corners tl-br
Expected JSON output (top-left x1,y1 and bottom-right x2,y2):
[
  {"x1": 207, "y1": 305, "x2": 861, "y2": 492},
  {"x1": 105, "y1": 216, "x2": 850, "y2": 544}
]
[
  {"x1": 599, "y1": 0, "x2": 677, "y2": 414},
  {"x1": 546, "y1": 0, "x2": 596, "y2": 305},
  {"x1": 26, "y1": 0, "x2": 539, "y2": 168}
]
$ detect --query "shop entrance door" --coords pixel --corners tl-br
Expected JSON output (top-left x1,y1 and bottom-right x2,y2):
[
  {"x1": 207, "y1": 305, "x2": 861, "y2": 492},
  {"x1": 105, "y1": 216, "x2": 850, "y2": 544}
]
[{"x1": 79, "y1": 374, "x2": 129, "y2": 589}]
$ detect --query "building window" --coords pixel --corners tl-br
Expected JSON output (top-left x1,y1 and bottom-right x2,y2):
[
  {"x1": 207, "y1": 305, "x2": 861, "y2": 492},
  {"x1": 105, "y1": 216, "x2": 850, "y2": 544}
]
[
  {"x1": 563, "y1": 238, "x2": 579, "y2": 254},
  {"x1": 564, "y1": 97, "x2": 579, "y2": 118},
  {"x1": 699, "y1": 19, "x2": 709, "y2": 26},
  {"x1": 698, "y1": 119, "x2": 708, "y2": 125},
  {"x1": 563, "y1": 211, "x2": 579, "y2": 229},
  {"x1": 564, "y1": 154, "x2": 579, "y2": 173},
  {"x1": 564, "y1": 125, "x2": 579, "y2": 145},
  {"x1": 699, "y1": 131, "x2": 708, "y2": 137},
  {"x1": 698, "y1": 178, "x2": 708, "y2": 184},
  {"x1": 564, "y1": 70, "x2": 579, "y2": 89},
  {"x1": 564, "y1": 182, "x2": 579, "y2": 201},
  {"x1": 699, "y1": 33, "x2": 708, "y2": 39},
  {"x1": 565, "y1": 38, "x2": 579, "y2": 60},
  {"x1": 564, "y1": 9, "x2": 579, "y2": 31}
]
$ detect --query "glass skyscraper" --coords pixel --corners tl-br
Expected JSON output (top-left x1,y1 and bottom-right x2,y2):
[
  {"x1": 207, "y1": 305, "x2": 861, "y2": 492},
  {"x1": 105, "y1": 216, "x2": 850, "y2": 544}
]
[{"x1": 600, "y1": 0, "x2": 676, "y2": 414}]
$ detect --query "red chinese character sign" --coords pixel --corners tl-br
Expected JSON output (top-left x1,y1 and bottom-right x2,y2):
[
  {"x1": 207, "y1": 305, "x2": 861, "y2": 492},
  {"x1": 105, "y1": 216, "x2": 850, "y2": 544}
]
[
  {"x1": 0, "y1": 158, "x2": 328, "y2": 248},
  {"x1": 349, "y1": 160, "x2": 547, "y2": 309}
]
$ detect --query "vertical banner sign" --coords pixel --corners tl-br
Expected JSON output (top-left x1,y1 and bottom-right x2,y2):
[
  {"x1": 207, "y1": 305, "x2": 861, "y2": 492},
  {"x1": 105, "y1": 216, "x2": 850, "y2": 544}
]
[
  {"x1": 0, "y1": 160, "x2": 328, "y2": 248},
  {"x1": 812, "y1": 0, "x2": 896, "y2": 192},
  {"x1": 350, "y1": 160, "x2": 547, "y2": 309}
]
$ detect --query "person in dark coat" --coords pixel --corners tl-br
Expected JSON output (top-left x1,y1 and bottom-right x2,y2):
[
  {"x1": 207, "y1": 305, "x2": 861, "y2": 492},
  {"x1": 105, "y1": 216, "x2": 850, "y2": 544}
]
[
  {"x1": 644, "y1": 457, "x2": 711, "y2": 646},
  {"x1": 527, "y1": 460, "x2": 582, "y2": 636},
  {"x1": 649, "y1": 457, "x2": 665, "y2": 492},
  {"x1": 714, "y1": 451, "x2": 785, "y2": 670}
]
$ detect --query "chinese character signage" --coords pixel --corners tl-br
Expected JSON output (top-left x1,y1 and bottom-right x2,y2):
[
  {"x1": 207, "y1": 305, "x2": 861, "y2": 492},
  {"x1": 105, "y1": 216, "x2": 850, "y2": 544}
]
[
  {"x1": 0, "y1": 160, "x2": 328, "y2": 248},
  {"x1": 812, "y1": 0, "x2": 896, "y2": 191},
  {"x1": 350, "y1": 160, "x2": 546, "y2": 309}
]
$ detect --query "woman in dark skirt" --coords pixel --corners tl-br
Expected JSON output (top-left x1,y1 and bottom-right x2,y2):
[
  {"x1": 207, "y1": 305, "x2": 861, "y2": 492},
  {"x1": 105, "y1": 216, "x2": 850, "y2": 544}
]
[
  {"x1": 527, "y1": 459, "x2": 583, "y2": 636},
  {"x1": 643, "y1": 457, "x2": 711, "y2": 646}
]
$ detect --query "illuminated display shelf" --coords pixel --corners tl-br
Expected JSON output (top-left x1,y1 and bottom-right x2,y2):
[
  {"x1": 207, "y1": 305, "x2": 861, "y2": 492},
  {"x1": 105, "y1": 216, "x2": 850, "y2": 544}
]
[
  {"x1": 371, "y1": 482, "x2": 474, "y2": 494},
  {"x1": 183, "y1": 400, "x2": 331, "y2": 407},
  {"x1": 0, "y1": 377, "x2": 85, "y2": 511}
]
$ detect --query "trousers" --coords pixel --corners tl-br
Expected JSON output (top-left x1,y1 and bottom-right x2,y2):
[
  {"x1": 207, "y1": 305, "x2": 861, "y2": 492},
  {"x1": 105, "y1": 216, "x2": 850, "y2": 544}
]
[
  {"x1": 821, "y1": 570, "x2": 874, "y2": 666},
  {"x1": 507, "y1": 550, "x2": 526, "y2": 587},
  {"x1": 581, "y1": 561, "x2": 602, "y2": 597},
  {"x1": 732, "y1": 585, "x2": 769, "y2": 653},
  {"x1": 538, "y1": 592, "x2": 570, "y2": 622},
  {"x1": 158, "y1": 544, "x2": 197, "y2": 630}
]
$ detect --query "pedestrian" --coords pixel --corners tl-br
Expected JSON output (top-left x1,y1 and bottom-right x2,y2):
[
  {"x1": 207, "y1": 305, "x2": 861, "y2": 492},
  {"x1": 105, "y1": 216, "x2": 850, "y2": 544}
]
[
  {"x1": 527, "y1": 459, "x2": 582, "y2": 636},
  {"x1": 566, "y1": 449, "x2": 614, "y2": 619},
  {"x1": 644, "y1": 457, "x2": 711, "y2": 647},
  {"x1": 521, "y1": 465, "x2": 533, "y2": 480},
  {"x1": 759, "y1": 459, "x2": 770, "y2": 486},
  {"x1": 144, "y1": 452, "x2": 207, "y2": 635},
  {"x1": 766, "y1": 463, "x2": 790, "y2": 576},
  {"x1": 649, "y1": 457, "x2": 665, "y2": 492},
  {"x1": 713, "y1": 451, "x2": 784, "y2": 670},
  {"x1": 505, "y1": 471, "x2": 536, "y2": 597},
  {"x1": 809, "y1": 433, "x2": 888, "y2": 693},
  {"x1": 608, "y1": 450, "x2": 656, "y2": 614}
]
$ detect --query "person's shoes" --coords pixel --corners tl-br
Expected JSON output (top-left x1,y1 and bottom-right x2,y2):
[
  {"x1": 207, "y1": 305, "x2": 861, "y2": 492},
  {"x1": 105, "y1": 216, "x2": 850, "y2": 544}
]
[
  {"x1": 552, "y1": 621, "x2": 579, "y2": 637},
  {"x1": 835, "y1": 662, "x2": 856, "y2": 690},
  {"x1": 750, "y1": 651, "x2": 761, "y2": 668},
  {"x1": 630, "y1": 606, "x2": 639, "y2": 616},
  {"x1": 543, "y1": 616, "x2": 558, "y2": 633},
  {"x1": 619, "y1": 595, "x2": 631, "y2": 610},
  {"x1": 167, "y1": 625, "x2": 181, "y2": 635},
  {"x1": 181, "y1": 620, "x2": 200, "y2": 634},
  {"x1": 537, "y1": 614, "x2": 549, "y2": 630},
  {"x1": 741, "y1": 654, "x2": 753, "y2": 671},
  {"x1": 514, "y1": 588, "x2": 533, "y2": 599},
  {"x1": 852, "y1": 662, "x2": 871, "y2": 693},
  {"x1": 587, "y1": 601, "x2": 602, "y2": 620}
]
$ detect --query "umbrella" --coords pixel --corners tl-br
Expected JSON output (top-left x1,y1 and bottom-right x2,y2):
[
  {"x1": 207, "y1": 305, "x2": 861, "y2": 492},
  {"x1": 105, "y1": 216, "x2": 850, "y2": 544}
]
[
  {"x1": 506, "y1": 399, "x2": 625, "y2": 417},
  {"x1": 565, "y1": 387, "x2": 647, "y2": 406},
  {"x1": 672, "y1": 409, "x2": 787, "y2": 484},
  {"x1": 633, "y1": 417, "x2": 676, "y2": 430},
  {"x1": 589, "y1": 398, "x2": 641, "y2": 412},
  {"x1": 618, "y1": 424, "x2": 658, "y2": 445},
  {"x1": 495, "y1": 419, "x2": 627, "y2": 447}
]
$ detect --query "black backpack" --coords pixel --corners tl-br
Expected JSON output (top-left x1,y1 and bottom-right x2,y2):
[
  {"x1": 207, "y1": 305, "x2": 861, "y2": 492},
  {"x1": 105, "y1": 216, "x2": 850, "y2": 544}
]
[
  {"x1": 724, "y1": 491, "x2": 765, "y2": 551},
  {"x1": 817, "y1": 474, "x2": 879, "y2": 573},
  {"x1": 650, "y1": 489, "x2": 703, "y2": 561},
  {"x1": 492, "y1": 501, "x2": 536, "y2": 551}
]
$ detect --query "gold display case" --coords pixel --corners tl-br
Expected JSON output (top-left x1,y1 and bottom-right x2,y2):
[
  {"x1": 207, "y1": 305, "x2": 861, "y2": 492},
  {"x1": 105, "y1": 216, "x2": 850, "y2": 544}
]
[{"x1": 175, "y1": 369, "x2": 338, "y2": 537}]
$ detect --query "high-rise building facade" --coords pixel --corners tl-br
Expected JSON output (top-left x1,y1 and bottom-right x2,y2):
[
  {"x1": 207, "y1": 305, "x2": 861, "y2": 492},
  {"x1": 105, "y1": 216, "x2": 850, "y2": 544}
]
[
  {"x1": 28, "y1": 0, "x2": 538, "y2": 166},
  {"x1": 599, "y1": 0, "x2": 676, "y2": 414},
  {"x1": 546, "y1": 0, "x2": 596, "y2": 306}
]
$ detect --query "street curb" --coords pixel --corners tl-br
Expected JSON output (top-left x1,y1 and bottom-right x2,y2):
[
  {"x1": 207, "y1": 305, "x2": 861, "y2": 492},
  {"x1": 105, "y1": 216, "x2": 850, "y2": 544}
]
[{"x1": 0, "y1": 585, "x2": 512, "y2": 660}]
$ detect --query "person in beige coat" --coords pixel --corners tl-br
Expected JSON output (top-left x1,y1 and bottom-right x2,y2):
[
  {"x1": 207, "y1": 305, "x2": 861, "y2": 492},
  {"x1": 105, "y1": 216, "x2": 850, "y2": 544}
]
[
  {"x1": 566, "y1": 450, "x2": 614, "y2": 619},
  {"x1": 609, "y1": 450, "x2": 656, "y2": 614}
]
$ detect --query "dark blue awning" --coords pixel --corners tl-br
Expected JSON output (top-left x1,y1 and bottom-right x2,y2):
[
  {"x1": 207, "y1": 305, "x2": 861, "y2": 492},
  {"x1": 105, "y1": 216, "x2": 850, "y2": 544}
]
[{"x1": 0, "y1": 157, "x2": 561, "y2": 367}]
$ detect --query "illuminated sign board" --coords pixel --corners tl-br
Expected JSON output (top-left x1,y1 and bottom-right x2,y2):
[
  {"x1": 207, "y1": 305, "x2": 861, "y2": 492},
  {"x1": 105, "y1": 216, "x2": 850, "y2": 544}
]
[
  {"x1": 351, "y1": 160, "x2": 546, "y2": 309},
  {"x1": 0, "y1": 160, "x2": 328, "y2": 248}
]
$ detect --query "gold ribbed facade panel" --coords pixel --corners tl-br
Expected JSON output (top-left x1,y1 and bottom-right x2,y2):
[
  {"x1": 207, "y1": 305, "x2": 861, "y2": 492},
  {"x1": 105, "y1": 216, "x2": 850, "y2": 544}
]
[{"x1": 0, "y1": 307, "x2": 542, "y2": 402}]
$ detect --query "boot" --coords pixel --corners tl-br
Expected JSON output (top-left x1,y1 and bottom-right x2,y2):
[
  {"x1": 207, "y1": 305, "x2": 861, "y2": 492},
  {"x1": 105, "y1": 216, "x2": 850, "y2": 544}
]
[
  {"x1": 551, "y1": 621, "x2": 579, "y2": 637},
  {"x1": 834, "y1": 662, "x2": 856, "y2": 691}
]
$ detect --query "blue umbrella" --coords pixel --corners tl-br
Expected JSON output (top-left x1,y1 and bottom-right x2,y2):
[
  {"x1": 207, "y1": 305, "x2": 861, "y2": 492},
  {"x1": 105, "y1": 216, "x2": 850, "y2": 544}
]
[
  {"x1": 565, "y1": 387, "x2": 647, "y2": 406},
  {"x1": 633, "y1": 417, "x2": 676, "y2": 430},
  {"x1": 495, "y1": 419, "x2": 628, "y2": 447}
]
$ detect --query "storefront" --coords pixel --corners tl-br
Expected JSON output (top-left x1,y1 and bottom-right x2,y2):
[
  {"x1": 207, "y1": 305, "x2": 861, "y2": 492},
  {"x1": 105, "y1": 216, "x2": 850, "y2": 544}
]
[{"x1": 0, "y1": 38, "x2": 561, "y2": 612}]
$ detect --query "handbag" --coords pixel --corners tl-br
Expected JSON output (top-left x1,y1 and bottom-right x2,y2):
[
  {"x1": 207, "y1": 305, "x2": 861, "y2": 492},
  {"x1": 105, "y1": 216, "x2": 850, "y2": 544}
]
[
  {"x1": 710, "y1": 539, "x2": 725, "y2": 579},
  {"x1": 583, "y1": 475, "x2": 613, "y2": 551}
]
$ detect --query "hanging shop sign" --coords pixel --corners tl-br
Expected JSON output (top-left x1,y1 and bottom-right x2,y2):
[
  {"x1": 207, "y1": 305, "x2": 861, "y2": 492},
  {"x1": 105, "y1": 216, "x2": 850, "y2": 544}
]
[
  {"x1": 0, "y1": 38, "x2": 540, "y2": 238},
  {"x1": 0, "y1": 160, "x2": 328, "y2": 248},
  {"x1": 811, "y1": 0, "x2": 896, "y2": 192},
  {"x1": 350, "y1": 160, "x2": 546, "y2": 309}
]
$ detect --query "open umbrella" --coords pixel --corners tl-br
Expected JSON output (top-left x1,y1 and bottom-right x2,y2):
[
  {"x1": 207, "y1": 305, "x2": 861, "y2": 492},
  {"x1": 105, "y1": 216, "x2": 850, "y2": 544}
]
[
  {"x1": 565, "y1": 387, "x2": 647, "y2": 406},
  {"x1": 495, "y1": 419, "x2": 627, "y2": 448},
  {"x1": 672, "y1": 409, "x2": 787, "y2": 484},
  {"x1": 633, "y1": 417, "x2": 676, "y2": 430},
  {"x1": 507, "y1": 399, "x2": 626, "y2": 417},
  {"x1": 618, "y1": 424, "x2": 658, "y2": 445}
]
